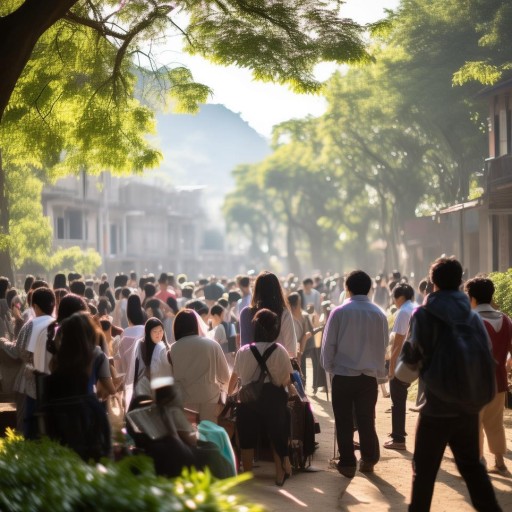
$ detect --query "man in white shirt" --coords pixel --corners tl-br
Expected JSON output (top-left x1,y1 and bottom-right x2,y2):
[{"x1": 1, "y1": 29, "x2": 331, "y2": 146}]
[
  {"x1": 321, "y1": 270, "x2": 388, "y2": 478},
  {"x1": 384, "y1": 283, "x2": 416, "y2": 451}
]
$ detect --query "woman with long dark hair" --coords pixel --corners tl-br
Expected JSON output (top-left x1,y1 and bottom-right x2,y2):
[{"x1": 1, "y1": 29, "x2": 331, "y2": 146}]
[
  {"x1": 239, "y1": 271, "x2": 297, "y2": 357},
  {"x1": 126, "y1": 317, "x2": 172, "y2": 406},
  {"x1": 228, "y1": 308, "x2": 294, "y2": 485}
]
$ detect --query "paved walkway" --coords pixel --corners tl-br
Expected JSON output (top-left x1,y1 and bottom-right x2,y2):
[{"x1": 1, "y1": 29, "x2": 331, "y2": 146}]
[{"x1": 238, "y1": 375, "x2": 512, "y2": 511}]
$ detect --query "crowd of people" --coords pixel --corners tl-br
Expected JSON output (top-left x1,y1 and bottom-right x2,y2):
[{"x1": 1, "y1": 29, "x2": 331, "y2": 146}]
[{"x1": 0, "y1": 259, "x2": 510, "y2": 510}]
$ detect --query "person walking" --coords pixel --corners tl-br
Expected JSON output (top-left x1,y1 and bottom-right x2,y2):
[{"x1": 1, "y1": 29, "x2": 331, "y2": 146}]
[
  {"x1": 320, "y1": 270, "x2": 388, "y2": 478},
  {"x1": 399, "y1": 257, "x2": 502, "y2": 512}
]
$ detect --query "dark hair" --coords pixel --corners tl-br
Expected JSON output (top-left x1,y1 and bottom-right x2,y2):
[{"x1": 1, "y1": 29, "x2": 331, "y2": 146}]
[
  {"x1": 429, "y1": 257, "x2": 462, "y2": 291},
  {"x1": 253, "y1": 308, "x2": 280, "y2": 343},
  {"x1": 0, "y1": 277, "x2": 10, "y2": 299},
  {"x1": 166, "y1": 296, "x2": 178, "y2": 314},
  {"x1": 392, "y1": 283, "x2": 414, "y2": 302},
  {"x1": 144, "y1": 283, "x2": 157, "y2": 300},
  {"x1": 121, "y1": 287, "x2": 131, "y2": 299},
  {"x1": 239, "y1": 276, "x2": 250, "y2": 288},
  {"x1": 141, "y1": 317, "x2": 167, "y2": 368},
  {"x1": 218, "y1": 298, "x2": 228, "y2": 309},
  {"x1": 185, "y1": 299, "x2": 208, "y2": 317},
  {"x1": 54, "y1": 312, "x2": 95, "y2": 378},
  {"x1": 302, "y1": 277, "x2": 313, "y2": 286},
  {"x1": 24, "y1": 275, "x2": 35, "y2": 294},
  {"x1": 158, "y1": 273, "x2": 168, "y2": 284},
  {"x1": 418, "y1": 278, "x2": 428, "y2": 293},
  {"x1": 6, "y1": 289, "x2": 17, "y2": 309},
  {"x1": 173, "y1": 309, "x2": 199, "y2": 340},
  {"x1": 210, "y1": 304, "x2": 224, "y2": 317},
  {"x1": 287, "y1": 291, "x2": 301, "y2": 309},
  {"x1": 228, "y1": 291, "x2": 241, "y2": 304},
  {"x1": 97, "y1": 297, "x2": 111, "y2": 316},
  {"x1": 31, "y1": 279, "x2": 48, "y2": 290},
  {"x1": 127, "y1": 294, "x2": 145, "y2": 326},
  {"x1": 98, "y1": 281, "x2": 109, "y2": 297},
  {"x1": 52, "y1": 273, "x2": 67, "y2": 290},
  {"x1": 84, "y1": 287, "x2": 95, "y2": 301},
  {"x1": 250, "y1": 271, "x2": 287, "y2": 317},
  {"x1": 464, "y1": 277, "x2": 495, "y2": 305},
  {"x1": 181, "y1": 286, "x2": 193, "y2": 299},
  {"x1": 345, "y1": 270, "x2": 372, "y2": 296},
  {"x1": 31, "y1": 288, "x2": 56, "y2": 315},
  {"x1": 105, "y1": 289, "x2": 116, "y2": 311},
  {"x1": 69, "y1": 281, "x2": 86, "y2": 296},
  {"x1": 57, "y1": 293, "x2": 88, "y2": 323},
  {"x1": 145, "y1": 298, "x2": 164, "y2": 322}
]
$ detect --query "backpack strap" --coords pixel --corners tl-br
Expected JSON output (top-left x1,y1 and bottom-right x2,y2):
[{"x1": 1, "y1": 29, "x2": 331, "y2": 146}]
[{"x1": 249, "y1": 343, "x2": 277, "y2": 382}]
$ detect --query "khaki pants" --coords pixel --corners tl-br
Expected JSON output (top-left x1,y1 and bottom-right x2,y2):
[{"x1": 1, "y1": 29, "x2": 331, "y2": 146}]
[{"x1": 479, "y1": 391, "x2": 507, "y2": 457}]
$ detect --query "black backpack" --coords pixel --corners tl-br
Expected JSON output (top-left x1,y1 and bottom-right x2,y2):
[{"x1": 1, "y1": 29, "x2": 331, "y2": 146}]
[{"x1": 421, "y1": 308, "x2": 496, "y2": 414}]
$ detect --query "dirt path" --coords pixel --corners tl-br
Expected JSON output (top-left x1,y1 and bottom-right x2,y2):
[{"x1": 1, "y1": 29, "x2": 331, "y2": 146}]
[{"x1": 238, "y1": 375, "x2": 512, "y2": 511}]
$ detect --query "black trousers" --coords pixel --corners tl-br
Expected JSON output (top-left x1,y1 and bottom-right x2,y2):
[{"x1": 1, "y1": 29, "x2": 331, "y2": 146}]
[
  {"x1": 332, "y1": 374, "x2": 379, "y2": 467},
  {"x1": 390, "y1": 377, "x2": 410, "y2": 442},
  {"x1": 410, "y1": 413, "x2": 501, "y2": 512}
]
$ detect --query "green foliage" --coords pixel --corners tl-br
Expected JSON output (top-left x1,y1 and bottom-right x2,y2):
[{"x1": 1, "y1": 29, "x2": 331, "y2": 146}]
[
  {"x1": 489, "y1": 269, "x2": 512, "y2": 318},
  {"x1": 48, "y1": 247, "x2": 102, "y2": 277},
  {"x1": 0, "y1": 430, "x2": 261, "y2": 512}
]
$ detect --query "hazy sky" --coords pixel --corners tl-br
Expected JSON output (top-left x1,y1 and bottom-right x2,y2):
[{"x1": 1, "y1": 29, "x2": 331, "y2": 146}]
[{"x1": 162, "y1": 0, "x2": 400, "y2": 137}]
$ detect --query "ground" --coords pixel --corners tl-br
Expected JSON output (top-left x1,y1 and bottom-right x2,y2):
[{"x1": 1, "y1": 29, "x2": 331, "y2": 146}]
[{"x1": 238, "y1": 367, "x2": 512, "y2": 511}]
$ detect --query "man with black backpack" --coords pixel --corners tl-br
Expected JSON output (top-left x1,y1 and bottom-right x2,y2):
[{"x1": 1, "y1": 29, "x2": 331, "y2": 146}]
[{"x1": 399, "y1": 257, "x2": 501, "y2": 511}]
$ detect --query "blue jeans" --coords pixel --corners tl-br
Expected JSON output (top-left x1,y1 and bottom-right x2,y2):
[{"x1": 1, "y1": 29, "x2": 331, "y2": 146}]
[
  {"x1": 410, "y1": 413, "x2": 501, "y2": 511},
  {"x1": 332, "y1": 374, "x2": 379, "y2": 468}
]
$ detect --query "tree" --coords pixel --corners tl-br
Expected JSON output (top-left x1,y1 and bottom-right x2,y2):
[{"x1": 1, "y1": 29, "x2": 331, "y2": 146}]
[{"x1": 0, "y1": 0, "x2": 373, "y2": 280}]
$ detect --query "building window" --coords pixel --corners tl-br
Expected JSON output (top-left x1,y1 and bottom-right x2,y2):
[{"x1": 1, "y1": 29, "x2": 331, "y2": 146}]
[
  {"x1": 56, "y1": 217, "x2": 65, "y2": 239},
  {"x1": 68, "y1": 210, "x2": 83, "y2": 239},
  {"x1": 110, "y1": 224, "x2": 118, "y2": 255}
]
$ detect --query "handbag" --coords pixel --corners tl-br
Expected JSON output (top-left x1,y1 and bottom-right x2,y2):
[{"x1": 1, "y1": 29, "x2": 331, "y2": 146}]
[{"x1": 238, "y1": 344, "x2": 277, "y2": 403}]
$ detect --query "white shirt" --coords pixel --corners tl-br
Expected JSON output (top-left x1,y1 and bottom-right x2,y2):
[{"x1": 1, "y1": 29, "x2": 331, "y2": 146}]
[{"x1": 233, "y1": 342, "x2": 293, "y2": 386}]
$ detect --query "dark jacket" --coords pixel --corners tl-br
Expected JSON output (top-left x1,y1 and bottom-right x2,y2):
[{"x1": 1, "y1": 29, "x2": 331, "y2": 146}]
[{"x1": 401, "y1": 289, "x2": 489, "y2": 417}]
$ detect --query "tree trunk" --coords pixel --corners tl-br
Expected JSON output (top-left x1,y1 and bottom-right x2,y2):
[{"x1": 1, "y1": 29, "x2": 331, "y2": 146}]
[
  {"x1": 286, "y1": 220, "x2": 302, "y2": 277},
  {"x1": 0, "y1": 0, "x2": 79, "y2": 122}
]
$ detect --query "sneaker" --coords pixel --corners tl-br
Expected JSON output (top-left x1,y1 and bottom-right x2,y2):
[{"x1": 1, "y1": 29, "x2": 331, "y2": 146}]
[
  {"x1": 383, "y1": 439, "x2": 406, "y2": 451},
  {"x1": 359, "y1": 460, "x2": 375, "y2": 473},
  {"x1": 488, "y1": 465, "x2": 511, "y2": 477},
  {"x1": 337, "y1": 465, "x2": 356, "y2": 478}
]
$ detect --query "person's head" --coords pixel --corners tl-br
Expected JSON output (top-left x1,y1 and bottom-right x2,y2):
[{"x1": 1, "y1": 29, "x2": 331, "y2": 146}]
[
  {"x1": 251, "y1": 271, "x2": 287, "y2": 316},
  {"x1": 127, "y1": 294, "x2": 145, "y2": 326},
  {"x1": 31, "y1": 287, "x2": 56, "y2": 316},
  {"x1": 57, "y1": 293, "x2": 88, "y2": 323},
  {"x1": 253, "y1": 308, "x2": 280, "y2": 343},
  {"x1": 52, "y1": 273, "x2": 67, "y2": 290},
  {"x1": 145, "y1": 298, "x2": 164, "y2": 322},
  {"x1": 210, "y1": 304, "x2": 224, "y2": 326},
  {"x1": 418, "y1": 278, "x2": 428, "y2": 295},
  {"x1": 84, "y1": 287, "x2": 95, "y2": 301},
  {"x1": 6, "y1": 289, "x2": 17, "y2": 309},
  {"x1": 98, "y1": 281, "x2": 109, "y2": 297},
  {"x1": 54, "y1": 312, "x2": 95, "y2": 377},
  {"x1": 287, "y1": 291, "x2": 302, "y2": 310},
  {"x1": 69, "y1": 280, "x2": 86, "y2": 296},
  {"x1": 185, "y1": 299, "x2": 209, "y2": 320},
  {"x1": 166, "y1": 296, "x2": 178, "y2": 315},
  {"x1": 173, "y1": 309, "x2": 199, "y2": 340},
  {"x1": 392, "y1": 283, "x2": 414, "y2": 307},
  {"x1": 144, "y1": 283, "x2": 157, "y2": 300},
  {"x1": 24, "y1": 275, "x2": 35, "y2": 294},
  {"x1": 239, "y1": 276, "x2": 250, "y2": 291},
  {"x1": 429, "y1": 257, "x2": 463, "y2": 291},
  {"x1": 464, "y1": 277, "x2": 495, "y2": 306},
  {"x1": 97, "y1": 297, "x2": 111, "y2": 317},
  {"x1": 228, "y1": 290, "x2": 241, "y2": 305},
  {"x1": 141, "y1": 316, "x2": 166, "y2": 368},
  {"x1": 121, "y1": 287, "x2": 131, "y2": 299},
  {"x1": 181, "y1": 285, "x2": 194, "y2": 299},
  {"x1": 54, "y1": 288, "x2": 69, "y2": 310},
  {"x1": 302, "y1": 277, "x2": 314, "y2": 292},
  {"x1": 130, "y1": 271, "x2": 137, "y2": 282},
  {"x1": 31, "y1": 279, "x2": 49, "y2": 291},
  {"x1": 345, "y1": 270, "x2": 372, "y2": 296},
  {"x1": 158, "y1": 272, "x2": 168, "y2": 287}
]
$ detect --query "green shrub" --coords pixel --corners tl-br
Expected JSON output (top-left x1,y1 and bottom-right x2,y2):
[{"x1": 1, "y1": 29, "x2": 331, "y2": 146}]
[
  {"x1": 489, "y1": 269, "x2": 512, "y2": 318},
  {"x1": 0, "y1": 430, "x2": 263, "y2": 512}
]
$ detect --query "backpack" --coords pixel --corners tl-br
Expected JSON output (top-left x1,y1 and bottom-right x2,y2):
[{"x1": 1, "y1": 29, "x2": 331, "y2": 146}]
[
  {"x1": 421, "y1": 308, "x2": 496, "y2": 414},
  {"x1": 238, "y1": 344, "x2": 277, "y2": 403}
]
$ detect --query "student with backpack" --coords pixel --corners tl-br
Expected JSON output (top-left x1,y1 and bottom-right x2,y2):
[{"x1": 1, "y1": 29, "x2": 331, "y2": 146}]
[{"x1": 398, "y1": 257, "x2": 501, "y2": 512}]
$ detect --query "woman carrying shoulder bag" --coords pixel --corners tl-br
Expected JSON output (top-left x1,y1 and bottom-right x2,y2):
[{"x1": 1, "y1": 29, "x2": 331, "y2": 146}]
[{"x1": 228, "y1": 308, "x2": 294, "y2": 486}]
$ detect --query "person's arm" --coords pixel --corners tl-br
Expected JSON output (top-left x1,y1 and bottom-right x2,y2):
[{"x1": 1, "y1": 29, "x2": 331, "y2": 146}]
[
  {"x1": 320, "y1": 310, "x2": 340, "y2": 374},
  {"x1": 280, "y1": 309, "x2": 297, "y2": 357},
  {"x1": 389, "y1": 332, "x2": 406, "y2": 379},
  {"x1": 239, "y1": 307, "x2": 253, "y2": 346},
  {"x1": 215, "y1": 343, "x2": 231, "y2": 392},
  {"x1": 228, "y1": 371, "x2": 239, "y2": 395}
]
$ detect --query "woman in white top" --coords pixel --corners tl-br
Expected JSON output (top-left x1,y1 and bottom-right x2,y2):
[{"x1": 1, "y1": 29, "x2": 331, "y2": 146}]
[
  {"x1": 239, "y1": 271, "x2": 297, "y2": 357},
  {"x1": 228, "y1": 308, "x2": 294, "y2": 486},
  {"x1": 126, "y1": 317, "x2": 172, "y2": 407},
  {"x1": 169, "y1": 309, "x2": 230, "y2": 423}
]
